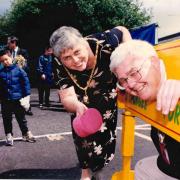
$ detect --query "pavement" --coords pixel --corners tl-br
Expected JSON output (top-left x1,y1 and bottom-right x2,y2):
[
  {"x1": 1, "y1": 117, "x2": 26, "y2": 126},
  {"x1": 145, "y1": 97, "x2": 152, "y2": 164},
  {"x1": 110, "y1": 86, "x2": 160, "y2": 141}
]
[{"x1": 0, "y1": 88, "x2": 157, "y2": 179}]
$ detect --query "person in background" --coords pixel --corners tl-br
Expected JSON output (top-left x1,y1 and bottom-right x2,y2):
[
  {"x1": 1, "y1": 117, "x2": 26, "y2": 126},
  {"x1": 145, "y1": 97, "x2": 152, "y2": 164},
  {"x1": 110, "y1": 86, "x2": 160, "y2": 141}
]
[
  {"x1": 0, "y1": 48, "x2": 36, "y2": 146},
  {"x1": 50, "y1": 26, "x2": 131, "y2": 180},
  {"x1": 0, "y1": 63, "x2": 3, "y2": 70},
  {"x1": 0, "y1": 46, "x2": 10, "y2": 71},
  {"x1": 110, "y1": 39, "x2": 180, "y2": 179},
  {"x1": 36, "y1": 45, "x2": 53, "y2": 108},
  {"x1": 7, "y1": 36, "x2": 33, "y2": 116}
]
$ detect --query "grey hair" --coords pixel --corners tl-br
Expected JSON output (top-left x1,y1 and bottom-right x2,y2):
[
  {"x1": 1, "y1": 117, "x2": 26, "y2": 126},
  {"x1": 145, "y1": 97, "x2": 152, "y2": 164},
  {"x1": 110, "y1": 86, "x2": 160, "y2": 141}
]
[
  {"x1": 49, "y1": 26, "x2": 86, "y2": 57},
  {"x1": 110, "y1": 39, "x2": 158, "y2": 72}
]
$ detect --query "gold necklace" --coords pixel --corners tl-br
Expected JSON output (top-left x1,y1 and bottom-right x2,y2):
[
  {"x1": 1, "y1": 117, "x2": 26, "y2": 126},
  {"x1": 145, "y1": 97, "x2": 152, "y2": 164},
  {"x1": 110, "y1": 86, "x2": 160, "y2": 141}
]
[{"x1": 63, "y1": 42, "x2": 99, "y2": 104}]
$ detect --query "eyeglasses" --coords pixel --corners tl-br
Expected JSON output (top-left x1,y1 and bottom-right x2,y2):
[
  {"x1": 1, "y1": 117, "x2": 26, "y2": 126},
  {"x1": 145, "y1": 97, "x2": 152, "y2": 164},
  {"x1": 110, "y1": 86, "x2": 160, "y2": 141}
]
[{"x1": 118, "y1": 60, "x2": 148, "y2": 88}]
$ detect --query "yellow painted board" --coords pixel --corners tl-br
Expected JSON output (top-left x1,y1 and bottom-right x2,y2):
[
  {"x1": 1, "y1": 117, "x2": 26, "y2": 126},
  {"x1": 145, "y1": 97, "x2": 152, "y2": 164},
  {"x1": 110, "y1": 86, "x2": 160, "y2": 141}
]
[
  {"x1": 117, "y1": 94, "x2": 180, "y2": 142},
  {"x1": 155, "y1": 39, "x2": 180, "y2": 79}
]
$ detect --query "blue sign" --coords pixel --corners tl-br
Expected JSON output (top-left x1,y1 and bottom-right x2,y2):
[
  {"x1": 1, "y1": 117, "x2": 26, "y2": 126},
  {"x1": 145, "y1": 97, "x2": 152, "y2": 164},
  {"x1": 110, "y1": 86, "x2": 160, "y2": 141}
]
[{"x1": 130, "y1": 23, "x2": 157, "y2": 45}]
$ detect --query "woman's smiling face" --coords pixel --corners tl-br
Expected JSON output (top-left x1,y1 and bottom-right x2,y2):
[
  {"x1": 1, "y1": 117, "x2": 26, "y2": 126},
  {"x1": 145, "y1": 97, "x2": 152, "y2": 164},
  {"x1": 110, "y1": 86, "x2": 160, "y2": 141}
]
[{"x1": 60, "y1": 43, "x2": 89, "y2": 71}]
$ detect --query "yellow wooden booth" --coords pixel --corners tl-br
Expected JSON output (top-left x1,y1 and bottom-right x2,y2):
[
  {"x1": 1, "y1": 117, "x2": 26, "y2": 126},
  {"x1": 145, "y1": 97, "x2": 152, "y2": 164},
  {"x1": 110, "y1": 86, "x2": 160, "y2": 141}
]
[{"x1": 112, "y1": 39, "x2": 180, "y2": 180}]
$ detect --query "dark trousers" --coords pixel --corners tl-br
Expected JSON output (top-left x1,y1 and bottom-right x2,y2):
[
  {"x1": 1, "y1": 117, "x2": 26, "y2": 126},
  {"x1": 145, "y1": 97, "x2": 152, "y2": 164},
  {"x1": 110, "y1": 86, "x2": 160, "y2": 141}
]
[
  {"x1": 38, "y1": 83, "x2": 51, "y2": 105},
  {"x1": 1, "y1": 100, "x2": 28, "y2": 136}
]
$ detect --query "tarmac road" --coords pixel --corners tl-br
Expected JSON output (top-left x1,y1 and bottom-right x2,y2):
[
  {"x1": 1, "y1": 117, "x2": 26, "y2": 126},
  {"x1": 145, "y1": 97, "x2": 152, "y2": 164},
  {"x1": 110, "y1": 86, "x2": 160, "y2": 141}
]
[{"x1": 0, "y1": 88, "x2": 157, "y2": 179}]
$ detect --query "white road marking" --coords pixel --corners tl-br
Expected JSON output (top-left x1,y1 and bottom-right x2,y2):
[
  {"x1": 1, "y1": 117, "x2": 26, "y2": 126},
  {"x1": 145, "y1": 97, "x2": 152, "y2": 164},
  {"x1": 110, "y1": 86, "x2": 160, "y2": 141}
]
[
  {"x1": 0, "y1": 132, "x2": 72, "y2": 142},
  {"x1": 117, "y1": 127, "x2": 151, "y2": 130},
  {"x1": 134, "y1": 132, "x2": 152, "y2": 141},
  {"x1": 135, "y1": 124, "x2": 151, "y2": 128},
  {"x1": 0, "y1": 124, "x2": 151, "y2": 142},
  {"x1": 117, "y1": 124, "x2": 151, "y2": 141}
]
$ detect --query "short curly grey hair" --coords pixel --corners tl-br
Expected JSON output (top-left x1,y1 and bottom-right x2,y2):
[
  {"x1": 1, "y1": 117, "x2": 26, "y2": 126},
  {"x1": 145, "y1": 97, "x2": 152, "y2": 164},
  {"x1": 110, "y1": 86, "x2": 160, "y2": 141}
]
[
  {"x1": 110, "y1": 39, "x2": 158, "y2": 73},
  {"x1": 49, "y1": 26, "x2": 87, "y2": 57}
]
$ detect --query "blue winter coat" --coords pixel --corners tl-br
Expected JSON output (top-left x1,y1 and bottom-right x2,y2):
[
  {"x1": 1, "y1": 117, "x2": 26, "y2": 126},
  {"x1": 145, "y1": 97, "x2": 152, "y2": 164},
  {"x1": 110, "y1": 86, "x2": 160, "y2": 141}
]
[{"x1": 0, "y1": 64, "x2": 31, "y2": 100}]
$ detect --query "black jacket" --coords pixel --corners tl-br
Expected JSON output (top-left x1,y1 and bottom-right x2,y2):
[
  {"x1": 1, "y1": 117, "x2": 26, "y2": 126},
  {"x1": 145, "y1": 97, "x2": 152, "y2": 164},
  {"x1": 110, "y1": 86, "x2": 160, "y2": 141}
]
[{"x1": 151, "y1": 126, "x2": 180, "y2": 179}]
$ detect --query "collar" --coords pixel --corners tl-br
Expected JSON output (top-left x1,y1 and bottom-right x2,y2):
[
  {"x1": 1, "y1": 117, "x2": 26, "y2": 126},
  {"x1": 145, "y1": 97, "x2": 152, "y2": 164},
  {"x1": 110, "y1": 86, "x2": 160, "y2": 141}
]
[
  {"x1": 4, "y1": 64, "x2": 16, "y2": 70},
  {"x1": 14, "y1": 46, "x2": 19, "y2": 53}
]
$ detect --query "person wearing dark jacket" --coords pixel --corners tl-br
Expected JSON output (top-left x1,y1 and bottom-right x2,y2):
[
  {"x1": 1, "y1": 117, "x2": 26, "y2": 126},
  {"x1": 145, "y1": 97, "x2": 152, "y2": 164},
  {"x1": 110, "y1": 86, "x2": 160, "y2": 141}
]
[
  {"x1": 36, "y1": 46, "x2": 53, "y2": 108},
  {"x1": 0, "y1": 48, "x2": 36, "y2": 146},
  {"x1": 7, "y1": 36, "x2": 33, "y2": 115}
]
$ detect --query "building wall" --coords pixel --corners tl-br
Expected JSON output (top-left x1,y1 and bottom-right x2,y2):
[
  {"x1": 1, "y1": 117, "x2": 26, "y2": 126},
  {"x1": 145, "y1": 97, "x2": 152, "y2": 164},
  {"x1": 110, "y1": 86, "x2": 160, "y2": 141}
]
[{"x1": 139, "y1": 0, "x2": 180, "y2": 38}]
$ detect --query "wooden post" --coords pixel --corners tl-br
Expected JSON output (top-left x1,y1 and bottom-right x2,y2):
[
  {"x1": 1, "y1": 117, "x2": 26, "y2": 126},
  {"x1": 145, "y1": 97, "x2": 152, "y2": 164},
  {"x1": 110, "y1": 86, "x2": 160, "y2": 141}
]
[{"x1": 112, "y1": 111, "x2": 135, "y2": 180}]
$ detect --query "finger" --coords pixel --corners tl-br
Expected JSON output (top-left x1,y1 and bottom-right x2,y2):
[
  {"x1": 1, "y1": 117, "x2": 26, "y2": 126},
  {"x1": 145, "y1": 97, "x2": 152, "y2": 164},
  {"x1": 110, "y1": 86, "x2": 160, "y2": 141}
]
[
  {"x1": 170, "y1": 96, "x2": 179, "y2": 112},
  {"x1": 76, "y1": 104, "x2": 87, "y2": 117},
  {"x1": 156, "y1": 81, "x2": 165, "y2": 111},
  {"x1": 76, "y1": 105, "x2": 81, "y2": 117},
  {"x1": 84, "y1": 104, "x2": 88, "y2": 110},
  {"x1": 162, "y1": 81, "x2": 175, "y2": 114},
  {"x1": 76, "y1": 111, "x2": 80, "y2": 117},
  {"x1": 170, "y1": 89, "x2": 179, "y2": 112}
]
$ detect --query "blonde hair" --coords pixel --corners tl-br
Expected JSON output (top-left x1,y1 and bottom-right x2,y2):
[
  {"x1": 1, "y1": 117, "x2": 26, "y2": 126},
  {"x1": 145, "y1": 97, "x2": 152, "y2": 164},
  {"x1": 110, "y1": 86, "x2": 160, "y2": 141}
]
[{"x1": 110, "y1": 39, "x2": 157, "y2": 72}]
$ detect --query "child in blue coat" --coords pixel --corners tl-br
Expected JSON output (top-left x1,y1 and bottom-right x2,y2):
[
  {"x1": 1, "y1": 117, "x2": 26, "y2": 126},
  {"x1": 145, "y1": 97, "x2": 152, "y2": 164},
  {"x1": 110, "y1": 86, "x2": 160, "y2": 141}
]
[{"x1": 0, "y1": 48, "x2": 36, "y2": 146}]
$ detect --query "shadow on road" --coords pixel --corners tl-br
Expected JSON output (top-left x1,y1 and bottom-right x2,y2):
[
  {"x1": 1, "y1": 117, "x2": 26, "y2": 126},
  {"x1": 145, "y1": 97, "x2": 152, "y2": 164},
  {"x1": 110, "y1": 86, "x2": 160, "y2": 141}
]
[
  {"x1": 0, "y1": 142, "x2": 5, "y2": 147},
  {"x1": 30, "y1": 100, "x2": 67, "y2": 112},
  {"x1": 0, "y1": 167, "x2": 80, "y2": 179}
]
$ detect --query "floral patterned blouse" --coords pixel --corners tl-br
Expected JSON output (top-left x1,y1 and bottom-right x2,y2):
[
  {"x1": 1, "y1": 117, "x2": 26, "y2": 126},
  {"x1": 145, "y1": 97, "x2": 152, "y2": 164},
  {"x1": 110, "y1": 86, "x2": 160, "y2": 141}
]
[{"x1": 53, "y1": 28, "x2": 123, "y2": 172}]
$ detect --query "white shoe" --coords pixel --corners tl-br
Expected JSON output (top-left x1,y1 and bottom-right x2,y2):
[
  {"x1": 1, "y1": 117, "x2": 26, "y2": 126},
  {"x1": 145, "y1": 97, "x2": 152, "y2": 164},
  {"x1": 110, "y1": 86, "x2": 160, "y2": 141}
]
[{"x1": 6, "y1": 133, "x2": 13, "y2": 146}]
